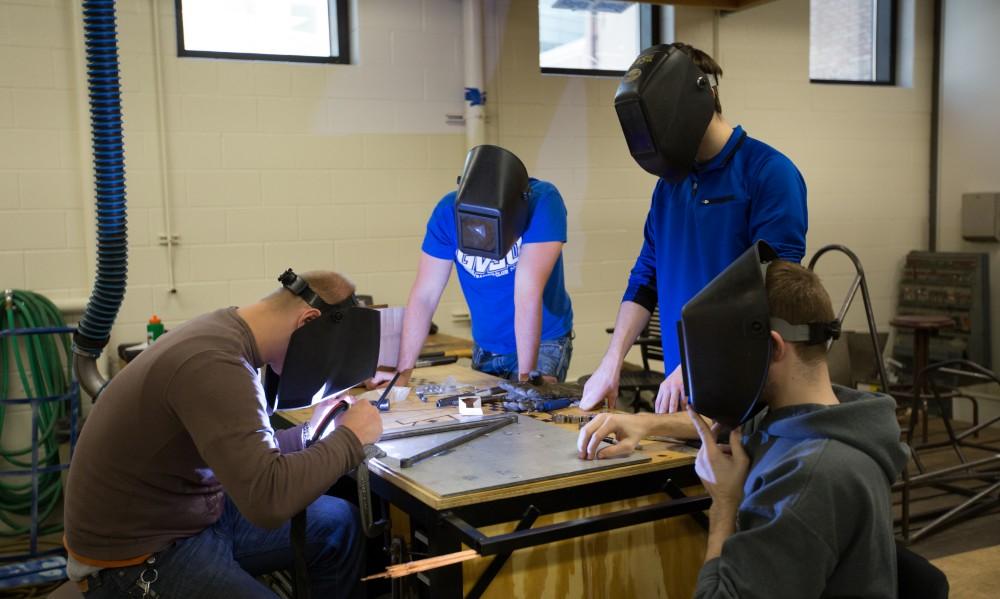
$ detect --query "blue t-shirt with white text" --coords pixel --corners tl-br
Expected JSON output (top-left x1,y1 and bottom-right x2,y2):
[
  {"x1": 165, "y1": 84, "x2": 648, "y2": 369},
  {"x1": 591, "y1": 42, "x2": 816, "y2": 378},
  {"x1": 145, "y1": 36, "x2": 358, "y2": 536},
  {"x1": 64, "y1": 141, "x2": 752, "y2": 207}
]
[{"x1": 422, "y1": 179, "x2": 574, "y2": 354}]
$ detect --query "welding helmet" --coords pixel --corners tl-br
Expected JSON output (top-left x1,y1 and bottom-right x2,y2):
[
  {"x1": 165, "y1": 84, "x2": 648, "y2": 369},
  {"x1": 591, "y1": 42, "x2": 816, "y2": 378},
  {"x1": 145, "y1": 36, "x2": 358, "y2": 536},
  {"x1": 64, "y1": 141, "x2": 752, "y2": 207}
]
[
  {"x1": 262, "y1": 269, "x2": 380, "y2": 412},
  {"x1": 454, "y1": 145, "x2": 531, "y2": 260},
  {"x1": 677, "y1": 241, "x2": 841, "y2": 427},
  {"x1": 614, "y1": 44, "x2": 717, "y2": 183}
]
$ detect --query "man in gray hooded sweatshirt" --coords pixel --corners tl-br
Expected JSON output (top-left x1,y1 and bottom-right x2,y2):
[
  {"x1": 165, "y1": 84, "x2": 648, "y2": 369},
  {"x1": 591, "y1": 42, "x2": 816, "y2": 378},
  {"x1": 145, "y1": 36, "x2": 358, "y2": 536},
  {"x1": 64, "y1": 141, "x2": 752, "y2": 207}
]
[{"x1": 579, "y1": 260, "x2": 909, "y2": 598}]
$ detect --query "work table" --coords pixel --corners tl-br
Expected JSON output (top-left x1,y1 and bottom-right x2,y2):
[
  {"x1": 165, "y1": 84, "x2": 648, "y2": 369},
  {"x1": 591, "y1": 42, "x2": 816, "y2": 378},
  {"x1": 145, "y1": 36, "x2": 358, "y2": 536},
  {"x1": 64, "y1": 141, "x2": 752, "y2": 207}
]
[{"x1": 279, "y1": 362, "x2": 708, "y2": 598}]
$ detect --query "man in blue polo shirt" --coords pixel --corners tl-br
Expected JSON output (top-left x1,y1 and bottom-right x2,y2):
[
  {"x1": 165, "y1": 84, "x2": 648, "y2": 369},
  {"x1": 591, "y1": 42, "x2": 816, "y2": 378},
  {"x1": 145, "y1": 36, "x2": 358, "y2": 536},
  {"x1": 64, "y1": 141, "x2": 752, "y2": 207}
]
[
  {"x1": 580, "y1": 42, "x2": 807, "y2": 414},
  {"x1": 369, "y1": 145, "x2": 573, "y2": 388}
]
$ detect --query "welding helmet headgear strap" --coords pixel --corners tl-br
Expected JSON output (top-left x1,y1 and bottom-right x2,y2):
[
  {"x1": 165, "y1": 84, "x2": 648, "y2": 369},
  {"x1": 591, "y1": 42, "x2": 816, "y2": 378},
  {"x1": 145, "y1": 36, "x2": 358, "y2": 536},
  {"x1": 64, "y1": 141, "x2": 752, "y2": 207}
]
[
  {"x1": 264, "y1": 270, "x2": 380, "y2": 412},
  {"x1": 614, "y1": 44, "x2": 717, "y2": 183},
  {"x1": 454, "y1": 145, "x2": 531, "y2": 261},
  {"x1": 679, "y1": 241, "x2": 779, "y2": 428},
  {"x1": 770, "y1": 318, "x2": 842, "y2": 345}
]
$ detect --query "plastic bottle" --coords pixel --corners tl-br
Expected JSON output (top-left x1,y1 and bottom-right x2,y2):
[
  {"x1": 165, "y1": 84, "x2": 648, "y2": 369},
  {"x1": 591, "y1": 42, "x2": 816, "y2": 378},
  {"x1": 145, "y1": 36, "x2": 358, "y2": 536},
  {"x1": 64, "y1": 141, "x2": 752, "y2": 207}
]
[{"x1": 146, "y1": 314, "x2": 164, "y2": 344}]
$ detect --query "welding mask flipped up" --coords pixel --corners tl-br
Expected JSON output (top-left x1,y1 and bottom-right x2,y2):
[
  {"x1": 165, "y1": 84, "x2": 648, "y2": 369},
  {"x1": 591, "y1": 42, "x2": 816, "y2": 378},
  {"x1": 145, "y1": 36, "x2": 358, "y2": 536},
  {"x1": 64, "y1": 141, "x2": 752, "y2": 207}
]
[
  {"x1": 262, "y1": 269, "x2": 380, "y2": 412},
  {"x1": 614, "y1": 44, "x2": 717, "y2": 183},
  {"x1": 454, "y1": 145, "x2": 531, "y2": 261},
  {"x1": 678, "y1": 241, "x2": 842, "y2": 427}
]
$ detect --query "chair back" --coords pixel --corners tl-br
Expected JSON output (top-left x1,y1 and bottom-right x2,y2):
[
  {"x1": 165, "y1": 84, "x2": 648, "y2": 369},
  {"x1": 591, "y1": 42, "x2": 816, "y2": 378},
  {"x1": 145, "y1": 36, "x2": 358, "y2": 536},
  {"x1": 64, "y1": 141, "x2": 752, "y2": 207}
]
[{"x1": 640, "y1": 307, "x2": 664, "y2": 370}]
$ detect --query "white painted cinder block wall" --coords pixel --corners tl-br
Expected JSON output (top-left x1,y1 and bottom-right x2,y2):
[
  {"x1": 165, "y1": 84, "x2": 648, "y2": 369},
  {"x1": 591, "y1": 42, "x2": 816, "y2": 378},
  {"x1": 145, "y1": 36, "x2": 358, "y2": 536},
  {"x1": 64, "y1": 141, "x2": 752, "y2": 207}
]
[
  {"x1": 937, "y1": 0, "x2": 1000, "y2": 425},
  {"x1": 485, "y1": 0, "x2": 933, "y2": 377},
  {"x1": 1, "y1": 0, "x2": 471, "y2": 373},
  {"x1": 1, "y1": 0, "x2": 933, "y2": 383}
]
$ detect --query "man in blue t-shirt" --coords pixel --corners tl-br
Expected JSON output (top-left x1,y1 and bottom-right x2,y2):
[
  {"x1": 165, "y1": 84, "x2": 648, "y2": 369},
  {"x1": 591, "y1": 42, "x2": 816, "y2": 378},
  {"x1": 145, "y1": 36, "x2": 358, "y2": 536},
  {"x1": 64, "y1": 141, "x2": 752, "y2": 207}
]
[
  {"x1": 369, "y1": 149, "x2": 574, "y2": 387},
  {"x1": 580, "y1": 42, "x2": 807, "y2": 414}
]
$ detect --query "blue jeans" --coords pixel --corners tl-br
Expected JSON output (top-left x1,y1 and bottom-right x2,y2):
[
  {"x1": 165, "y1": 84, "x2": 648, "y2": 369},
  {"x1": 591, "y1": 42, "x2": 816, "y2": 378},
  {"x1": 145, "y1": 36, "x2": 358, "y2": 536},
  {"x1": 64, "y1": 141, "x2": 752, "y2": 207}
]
[
  {"x1": 82, "y1": 495, "x2": 364, "y2": 599},
  {"x1": 472, "y1": 332, "x2": 574, "y2": 382}
]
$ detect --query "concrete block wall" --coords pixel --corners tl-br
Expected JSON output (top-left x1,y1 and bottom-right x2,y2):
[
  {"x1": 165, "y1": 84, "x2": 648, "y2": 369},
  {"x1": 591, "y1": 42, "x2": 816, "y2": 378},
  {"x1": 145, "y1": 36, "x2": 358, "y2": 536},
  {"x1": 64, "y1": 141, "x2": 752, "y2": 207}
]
[
  {"x1": 1, "y1": 0, "x2": 934, "y2": 383},
  {"x1": 715, "y1": 1, "x2": 933, "y2": 346},
  {"x1": 938, "y1": 0, "x2": 1000, "y2": 423},
  {"x1": 0, "y1": 0, "x2": 472, "y2": 366},
  {"x1": 486, "y1": 0, "x2": 933, "y2": 378}
]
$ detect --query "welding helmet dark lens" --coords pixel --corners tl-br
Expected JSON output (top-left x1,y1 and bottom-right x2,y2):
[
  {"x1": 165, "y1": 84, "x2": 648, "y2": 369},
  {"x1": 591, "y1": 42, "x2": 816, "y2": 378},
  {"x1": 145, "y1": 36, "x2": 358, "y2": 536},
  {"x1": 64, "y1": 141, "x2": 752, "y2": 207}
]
[{"x1": 454, "y1": 145, "x2": 530, "y2": 260}]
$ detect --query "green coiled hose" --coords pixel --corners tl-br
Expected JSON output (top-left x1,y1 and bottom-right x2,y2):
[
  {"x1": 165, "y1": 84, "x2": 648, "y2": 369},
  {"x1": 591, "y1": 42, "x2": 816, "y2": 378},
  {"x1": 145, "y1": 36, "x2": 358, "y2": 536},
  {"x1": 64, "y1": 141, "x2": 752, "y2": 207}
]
[{"x1": 0, "y1": 290, "x2": 72, "y2": 537}]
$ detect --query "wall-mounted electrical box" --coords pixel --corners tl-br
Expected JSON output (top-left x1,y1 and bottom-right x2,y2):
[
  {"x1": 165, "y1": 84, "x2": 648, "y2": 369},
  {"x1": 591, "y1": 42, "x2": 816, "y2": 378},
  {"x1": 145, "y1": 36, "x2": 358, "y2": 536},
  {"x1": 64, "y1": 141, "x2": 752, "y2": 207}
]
[{"x1": 962, "y1": 192, "x2": 1000, "y2": 242}]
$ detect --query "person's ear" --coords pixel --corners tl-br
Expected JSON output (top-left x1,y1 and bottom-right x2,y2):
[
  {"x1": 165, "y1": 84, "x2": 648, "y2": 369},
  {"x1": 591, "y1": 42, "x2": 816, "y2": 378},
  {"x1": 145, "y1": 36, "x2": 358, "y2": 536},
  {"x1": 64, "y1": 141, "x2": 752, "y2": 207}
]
[
  {"x1": 296, "y1": 307, "x2": 321, "y2": 329},
  {"x1": 770, "y1": 330, "x2": 787, "y2": 364}
]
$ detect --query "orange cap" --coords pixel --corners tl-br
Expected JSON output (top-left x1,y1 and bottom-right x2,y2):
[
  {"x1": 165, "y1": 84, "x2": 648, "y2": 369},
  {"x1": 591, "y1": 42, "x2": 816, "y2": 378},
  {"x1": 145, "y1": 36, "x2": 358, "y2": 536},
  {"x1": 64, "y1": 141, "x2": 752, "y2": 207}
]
[{"x1": 148, "y1": 314, "x2": 162, "y2": 324}]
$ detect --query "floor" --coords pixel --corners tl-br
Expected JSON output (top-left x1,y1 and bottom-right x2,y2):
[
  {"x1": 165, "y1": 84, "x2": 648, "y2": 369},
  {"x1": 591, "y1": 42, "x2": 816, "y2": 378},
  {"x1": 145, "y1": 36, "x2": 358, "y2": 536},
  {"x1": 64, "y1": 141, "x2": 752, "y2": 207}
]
[{"x1": 896, "y1": 413, "x2": 1000, "y2": 593}]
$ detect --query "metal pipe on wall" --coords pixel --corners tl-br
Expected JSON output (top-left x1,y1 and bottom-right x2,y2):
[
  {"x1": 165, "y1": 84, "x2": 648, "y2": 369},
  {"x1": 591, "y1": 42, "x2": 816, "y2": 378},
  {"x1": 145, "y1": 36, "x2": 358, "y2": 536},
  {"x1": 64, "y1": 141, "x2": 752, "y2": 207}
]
[
  {"x1": 928, "y1": 0, "x2": 942, "y2": 251},
  {"x1": 150, "y1": 0, "x2": 178, "y2": 293},
  {"x1": 463, "y1": 0, "x2": 486, "y2": 150}
]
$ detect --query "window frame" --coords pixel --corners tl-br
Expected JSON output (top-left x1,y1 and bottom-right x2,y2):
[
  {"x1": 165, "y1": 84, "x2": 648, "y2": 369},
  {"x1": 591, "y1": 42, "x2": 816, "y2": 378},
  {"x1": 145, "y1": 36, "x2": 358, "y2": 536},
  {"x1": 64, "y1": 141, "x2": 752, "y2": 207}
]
[
  {"x1": 174, "y1": 0, "x2": 351, "y2": 64},
  {"x1": 809, "y1": 0, "x2": 897, "y2": 86},
  {"x1": 539, "y1": 3, "x2": 665, "y2": 78}
]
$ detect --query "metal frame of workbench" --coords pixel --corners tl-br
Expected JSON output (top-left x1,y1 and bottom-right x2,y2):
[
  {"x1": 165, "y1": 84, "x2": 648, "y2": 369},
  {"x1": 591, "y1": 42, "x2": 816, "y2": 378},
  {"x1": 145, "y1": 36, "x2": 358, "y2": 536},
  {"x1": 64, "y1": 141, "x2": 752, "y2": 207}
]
[{"x1": 365, "y1": 462, "x2": 707, "y2": 599}]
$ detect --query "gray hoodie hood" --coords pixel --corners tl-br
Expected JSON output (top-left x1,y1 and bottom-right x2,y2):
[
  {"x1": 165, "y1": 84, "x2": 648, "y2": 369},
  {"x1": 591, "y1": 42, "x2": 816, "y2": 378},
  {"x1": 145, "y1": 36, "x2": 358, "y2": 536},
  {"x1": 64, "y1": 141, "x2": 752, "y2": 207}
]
[
  {"x1": 695, "y1": 385, "x2": 908, "y2": 599},
  {"x1": 758, "y1": 385, "x2": 909, "y2": 483}
]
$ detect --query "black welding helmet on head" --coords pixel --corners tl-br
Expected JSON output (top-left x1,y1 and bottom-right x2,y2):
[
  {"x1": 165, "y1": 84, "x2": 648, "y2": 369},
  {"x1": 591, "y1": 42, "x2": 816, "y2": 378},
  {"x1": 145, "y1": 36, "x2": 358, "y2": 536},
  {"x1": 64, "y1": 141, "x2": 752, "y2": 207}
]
[
  {"x1": 614, "y1": 44, "x2": 717, "y2": 183},
  {"x1": 454, "y1": 145, "x2": 531, "y2": 260},
  {"x1": 677, "y1": 241, "x2": 842, "y2": 427},
  {"x1": 262, "y1": 269, "x2": 381, "y2": 412}
]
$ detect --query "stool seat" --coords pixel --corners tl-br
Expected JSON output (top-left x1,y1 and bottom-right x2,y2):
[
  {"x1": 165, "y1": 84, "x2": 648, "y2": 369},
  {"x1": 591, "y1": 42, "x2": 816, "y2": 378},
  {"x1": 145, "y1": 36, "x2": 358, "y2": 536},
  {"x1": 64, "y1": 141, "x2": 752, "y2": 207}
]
[
  {"x1": 890, "y1": 314, "x2": 955, "y2": 331},
  {"x1": 891, "y1": 314, "x2": 955, "y2": 445}
]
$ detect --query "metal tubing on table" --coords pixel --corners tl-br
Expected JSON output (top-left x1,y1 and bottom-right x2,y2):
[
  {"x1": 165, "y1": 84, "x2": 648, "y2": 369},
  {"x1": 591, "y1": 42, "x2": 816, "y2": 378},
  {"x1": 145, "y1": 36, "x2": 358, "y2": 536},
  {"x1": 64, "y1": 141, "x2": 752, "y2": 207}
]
[
  {"x1": 399, "y1": 417, "x2": 516, "y2": 468},
  {"x1": 379, "y1": 414, "x2": 518, "y2": 442}
]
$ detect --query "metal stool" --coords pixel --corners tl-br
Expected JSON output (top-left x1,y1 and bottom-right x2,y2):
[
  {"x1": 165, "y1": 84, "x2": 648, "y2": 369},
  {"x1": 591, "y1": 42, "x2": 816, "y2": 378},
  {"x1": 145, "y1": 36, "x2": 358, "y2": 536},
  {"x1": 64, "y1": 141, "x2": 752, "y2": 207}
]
[{"x1": 890, "y1": 314, "x2": 955, "y2": 444}]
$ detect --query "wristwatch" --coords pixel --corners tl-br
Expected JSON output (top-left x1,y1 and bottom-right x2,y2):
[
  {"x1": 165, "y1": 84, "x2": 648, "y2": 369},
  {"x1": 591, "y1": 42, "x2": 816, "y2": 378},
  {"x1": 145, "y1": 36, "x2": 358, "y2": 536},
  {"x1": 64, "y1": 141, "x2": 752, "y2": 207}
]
[{"x1": 302, "y1": 422, "x2": 314, "y2": 448}]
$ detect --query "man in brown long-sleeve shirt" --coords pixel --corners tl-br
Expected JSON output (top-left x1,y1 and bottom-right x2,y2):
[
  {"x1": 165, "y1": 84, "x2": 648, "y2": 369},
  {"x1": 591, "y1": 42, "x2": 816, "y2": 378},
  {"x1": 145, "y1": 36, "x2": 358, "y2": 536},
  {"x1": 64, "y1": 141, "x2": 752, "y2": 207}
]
[{"x1": 64, "y1": 271, "x2": 383, "y2": 598}]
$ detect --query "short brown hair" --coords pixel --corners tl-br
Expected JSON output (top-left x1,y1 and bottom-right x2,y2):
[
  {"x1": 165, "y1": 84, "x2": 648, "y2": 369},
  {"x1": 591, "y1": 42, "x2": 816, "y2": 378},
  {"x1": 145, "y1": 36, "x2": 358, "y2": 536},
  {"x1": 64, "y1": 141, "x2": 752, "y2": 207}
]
[
  {"x1": 766, "y1": 261, "x2": 835, "y2": 365},
  {"x1": 669, "y1": 42, "x2": 723, "y2": 114},
  {"x1": 267, "y1": 270, "x2": 355, "y2": 308}
]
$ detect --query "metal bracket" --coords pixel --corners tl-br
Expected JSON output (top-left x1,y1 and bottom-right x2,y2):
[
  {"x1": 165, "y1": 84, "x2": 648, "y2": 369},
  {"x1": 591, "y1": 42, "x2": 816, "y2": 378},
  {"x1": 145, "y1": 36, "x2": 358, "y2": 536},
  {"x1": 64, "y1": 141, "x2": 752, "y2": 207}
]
[
  {"x1": 441, "y1": 494, "x2": 711, "y2": 558},
  {"x1": 465, "y1": 505, "x2": 540, "y2": 599},
  {"x1": 663, "y1": 478, "x2": 709, "y2": 531}
]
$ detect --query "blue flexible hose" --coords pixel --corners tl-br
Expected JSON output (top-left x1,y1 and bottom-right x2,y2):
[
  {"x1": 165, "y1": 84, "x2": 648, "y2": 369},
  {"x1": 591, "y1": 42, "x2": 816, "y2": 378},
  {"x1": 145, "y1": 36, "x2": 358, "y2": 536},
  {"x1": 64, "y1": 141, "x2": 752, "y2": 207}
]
[{"x1": 74, "y1": 0, "x2": 128, "y2": 358}]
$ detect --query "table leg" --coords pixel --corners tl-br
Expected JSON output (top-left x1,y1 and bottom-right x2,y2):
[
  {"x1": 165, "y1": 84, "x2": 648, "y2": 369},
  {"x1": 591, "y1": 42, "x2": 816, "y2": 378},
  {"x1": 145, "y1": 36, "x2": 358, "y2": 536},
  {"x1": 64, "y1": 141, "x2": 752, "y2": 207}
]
[{"x1": 410, "y1": 516, "x2": 464, "y2": 599}]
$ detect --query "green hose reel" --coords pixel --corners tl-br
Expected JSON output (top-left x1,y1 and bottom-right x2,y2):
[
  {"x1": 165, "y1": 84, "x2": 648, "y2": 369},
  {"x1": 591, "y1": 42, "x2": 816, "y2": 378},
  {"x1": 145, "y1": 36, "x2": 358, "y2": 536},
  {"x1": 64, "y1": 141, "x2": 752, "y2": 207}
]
[{"x1": 0, "y1": 290, "x2": 73, "y2": 538}]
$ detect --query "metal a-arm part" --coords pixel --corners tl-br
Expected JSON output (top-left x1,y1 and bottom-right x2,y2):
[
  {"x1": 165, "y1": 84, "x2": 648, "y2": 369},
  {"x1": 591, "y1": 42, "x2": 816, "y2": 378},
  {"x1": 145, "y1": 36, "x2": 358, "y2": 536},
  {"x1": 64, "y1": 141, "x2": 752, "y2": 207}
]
[
  {"x1": 356, "y1": 444, "x2": 388, "y2": 538},
  {"x1": 374, "y1": 415, "x2": 519, "y2": 469},
  {"x1": 378, "y1": 414, "x2": 518, "y2": 441},
  {"x1": 398, "y1": 416, "x2": 516, "y2": 468}
]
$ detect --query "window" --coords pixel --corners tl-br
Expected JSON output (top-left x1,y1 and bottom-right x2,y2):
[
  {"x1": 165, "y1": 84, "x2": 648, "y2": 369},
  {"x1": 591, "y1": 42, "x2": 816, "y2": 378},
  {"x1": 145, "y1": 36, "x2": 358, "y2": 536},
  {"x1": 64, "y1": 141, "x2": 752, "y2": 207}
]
[
  {"x1": 539, "y1": 0, "x2": 672, "y2": 77},
  {"x1": 175, "y1": 0, "x2": 349, "y2": 64},
  {"x1": 810, "y1": 0, "x2": 895, "y2": 84}
]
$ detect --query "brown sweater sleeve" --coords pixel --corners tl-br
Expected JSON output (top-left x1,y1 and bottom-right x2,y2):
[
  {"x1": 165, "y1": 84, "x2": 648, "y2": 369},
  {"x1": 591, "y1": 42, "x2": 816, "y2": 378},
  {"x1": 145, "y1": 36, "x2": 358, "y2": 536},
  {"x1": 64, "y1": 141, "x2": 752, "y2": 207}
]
[
  {"x1": 168, "y1": 351, "x2": 365, "y2": 529},
  {"x1": 274, "y1": 425, "x2": 306, "y2": 454}
]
